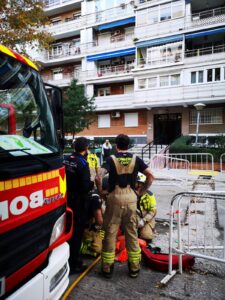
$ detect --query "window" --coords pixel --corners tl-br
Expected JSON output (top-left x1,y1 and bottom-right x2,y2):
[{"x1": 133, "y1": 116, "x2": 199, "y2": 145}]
[
  {"x1": 147, "y1": 42, "x2": 183, "y2": 66},
  {"x1": 207, "y1": 69, "x2": 213, "y2": 82},
  {"x1": 215, "y1": 68, "x2": 221, "y2": 81},
  {"x1": 160, "y1": 5, "x2": 171, "y2": 21},
  {"x1": 199, "y1": 71, "x2": 204, "y2": 83},
  {"x1": 172, "y1": 2, "x2": 183, "y2": 18},
  {"x1": 137, "y1": 11, "x2": 148, "y2": 26},
  {"x1": 53, "y1": 69, "x2": 63, "y2": 80},
  {"x1": 73, "y1": 12, "x2": 81, "y2": 20},
  {"x1": 51, "y1": 17, "x2": 61, "y2": 25},
  {"x1": 98, "y1": 87, "x2": 111, "y2": 96},
  {"x1": 190, "y1": 108, "x2": 223, "y2": 125},
  {"x1": 191, "y1": 72, "x2": 197, "y2": 84},
  {"x1": 148, "y1": 77, "x2": 157, "y2": 88},
  {"x1": 171, "y1": 74, "x2": 180, "y2": 86},
  {"x1": 191, "y1": 71, "x2": 204, "y2": 84},
  {"x1": 52, "y1": 44, "x2": 62, "y2": 57},
  {"x1": 160, "y1": 76, "x2": 169, "y2": 87},
  {"x1": 98, "y1": 114, "x2": 110, "y2": 128},
  {"x1": 124, "y1": 112, "x2": 138, "y2": 127},
  {"x1": 149, "y1": 8, "x2": 158, "y2": 24},
  {"x1": 124, "y1": 85, "x2": 134, "y2": 93},
  {"x1": 138, "y1": 79, "x2": 146, "y2": 89}
]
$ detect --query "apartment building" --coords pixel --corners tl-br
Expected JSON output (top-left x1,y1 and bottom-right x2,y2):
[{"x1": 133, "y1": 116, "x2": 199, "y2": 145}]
[{"x1": 38, "y1": 0, "x2": 225, "y2": 144}]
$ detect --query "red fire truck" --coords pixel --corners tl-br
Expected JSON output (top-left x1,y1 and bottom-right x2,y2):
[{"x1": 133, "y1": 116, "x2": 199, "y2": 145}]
[{"x1": 0, "y1": 45, "x2": 73, "y2": 299}]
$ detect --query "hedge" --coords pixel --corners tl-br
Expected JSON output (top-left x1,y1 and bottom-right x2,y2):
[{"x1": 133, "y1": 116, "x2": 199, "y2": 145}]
[{"x1": 169, "y1": 136, "x2": 225, "y2": 162}]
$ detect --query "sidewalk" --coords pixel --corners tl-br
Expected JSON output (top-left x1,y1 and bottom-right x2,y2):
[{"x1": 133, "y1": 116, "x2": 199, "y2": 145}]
[{"x1": 66, "y1": 171, "x2": 225, "y2": 300}]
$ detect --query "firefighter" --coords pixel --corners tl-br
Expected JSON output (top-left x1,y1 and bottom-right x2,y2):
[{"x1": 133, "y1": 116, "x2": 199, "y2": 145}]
[
  {"x1": 87, "y1": 150, "x2": 100, "y2": 185},
  {"x1": 97, "y1": 134, "x2": 155, "y2": 278},
  {"x1": 136, "y1": 173, "x2": 157, "y2": 243},
  {"x1": 63, "y1": 137, "x2": 94, "y2": 274},
  {"x1": 80, "y1": 193, "x2": 104, "y2": 257}
]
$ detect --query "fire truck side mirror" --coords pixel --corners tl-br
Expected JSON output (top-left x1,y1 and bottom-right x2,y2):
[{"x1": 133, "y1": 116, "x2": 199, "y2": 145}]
[{"x1": 44, "y1": 83, "x2": 65, "y2": 151}]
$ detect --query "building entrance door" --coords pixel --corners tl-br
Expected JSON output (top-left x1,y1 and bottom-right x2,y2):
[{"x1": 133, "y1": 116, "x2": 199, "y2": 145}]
[{"x1": 154, "y1": 113, "x2": 181, "y2": 144}]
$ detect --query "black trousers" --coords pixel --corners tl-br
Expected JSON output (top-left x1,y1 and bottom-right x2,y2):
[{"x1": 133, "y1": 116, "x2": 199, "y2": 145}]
[{"x1": 69, "y1": 198, "x2": 88, "y2": 267}]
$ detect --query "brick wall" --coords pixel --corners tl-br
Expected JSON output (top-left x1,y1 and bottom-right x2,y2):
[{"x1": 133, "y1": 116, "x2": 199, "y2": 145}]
[
  {"x1": 189, "y1": 106, "x2": 225, "y2": 134},
  {"x1": 79, "y1": 110, "x2": 147, "y2": 137}
]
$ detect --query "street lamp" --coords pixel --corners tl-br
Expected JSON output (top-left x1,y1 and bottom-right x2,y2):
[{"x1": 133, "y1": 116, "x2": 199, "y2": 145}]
[{"x1": 194, "y1": 103, "x2": 206, "y2": 145}]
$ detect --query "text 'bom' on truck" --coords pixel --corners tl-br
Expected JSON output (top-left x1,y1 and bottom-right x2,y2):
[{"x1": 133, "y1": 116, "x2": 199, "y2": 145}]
[{"x1": 0, "y1": 45, "x2": 73, "y2": 300}]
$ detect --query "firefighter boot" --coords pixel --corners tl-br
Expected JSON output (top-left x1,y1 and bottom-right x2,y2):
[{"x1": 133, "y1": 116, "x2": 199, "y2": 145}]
[{"x1": 101, "y1": 263, "x2": 114, "y2": 279}]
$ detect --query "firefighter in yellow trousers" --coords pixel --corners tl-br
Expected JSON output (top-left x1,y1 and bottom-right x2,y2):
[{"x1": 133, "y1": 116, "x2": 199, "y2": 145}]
[
  {"x1": 80, "y1": 152, "x2": 103, "y2": 257},
  {"x1": 97, "y1": 134, "x2": 155, "y2": 279},
  {"x1": 136, "y1": 173, "x2": 157, "y2": 243},
  {"x1": 87, "y1": 151, "x2": 100, "y2": 184}
]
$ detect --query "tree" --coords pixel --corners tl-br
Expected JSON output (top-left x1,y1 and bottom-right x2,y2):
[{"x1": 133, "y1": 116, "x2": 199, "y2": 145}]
[
  {"x1": 0, "y1": 0, "x2": 52, "y2": 53},
  {"x1": 64, "y1": 80, "x2": 96, "y2": 139}
]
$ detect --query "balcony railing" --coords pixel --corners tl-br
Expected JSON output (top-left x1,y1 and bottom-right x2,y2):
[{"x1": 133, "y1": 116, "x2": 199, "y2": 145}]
[
  {"x1": 97, "y1": 64, "x2": 135, "y2": 77},
  {"x1": 185, "y1": 44, "x2": 225, "y2": 58},
  {"x1": 137, "y1": 54, "x2": 183, "y2": 68},
  {"x1": 135, "y1": 0, "x2": 158, "y2": 5},
  {"x1": 46, "y1": 17, "x2": 83, "y2": 35},
  {"x1": 44, "y1": 0, "x2": 80, "y2": 9},
  {"x1": 46, "y1": 45, "x2": 81, "y2": 60},
  {"x1": 189, "y1": 6, "x2": 225, "y2": 27},
  {"x1": 84, "y1": 32, "x2": 134, "y2": 53},
  {"x1": 85, "y1": 3, "x2": 134, "y2": 26},
  {"x1": 42, "y1": 71, "x2": 81, "y2": 84}
]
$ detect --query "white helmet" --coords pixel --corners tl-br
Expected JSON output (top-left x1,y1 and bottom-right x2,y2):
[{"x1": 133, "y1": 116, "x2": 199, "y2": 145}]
[{"x1": 137, "y1": 172, "x2": 146, "y2": 183}]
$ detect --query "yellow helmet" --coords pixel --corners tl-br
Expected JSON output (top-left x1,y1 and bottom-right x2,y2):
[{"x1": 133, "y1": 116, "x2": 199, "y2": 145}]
[{"x1": 137, "y1": 172, "x2": 146, "y2": 184}]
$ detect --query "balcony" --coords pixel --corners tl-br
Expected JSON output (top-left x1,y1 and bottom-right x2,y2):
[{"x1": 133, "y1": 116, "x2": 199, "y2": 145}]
[
  {"x1": 135, "y1": 18, "x2": 185, "y2": 40},
  {"x1": 44, "y1": 0, "x2": 81, "y2": 15},
  {"x1": 86, "y1": 32, "x2": 134, "y2": 53},
  {"x1": 95, "y1": 93, "x2": 135, "y2": 111},
  {"x1": 39, "y1": 44, "x2": 82, "y2": 65},
  {"x1": 85, "y1": 3, "x2": 134, "y2": 27},
  {"x1": 81, "y1": 64, "x2": 135, "y2": 82},
  {"x1": 42, "y1": 70, "x2": 81, "y2": 86},
  {"x1": 187, "y1": 6, "x2": 225, "y2": 29},
  {"x1": 185, "y1": 44, "x2": 225, "y2": 64},
  {"x1": 135, "y1": 0, "x2": 159, "y2": 6},
  {"x1": 45, "y1": 18, "x2": 83, "y2": 39},
  {"x1": 133, "y1": 81, "x2": 225, "y2": 108},
  {"x1": 98, "y1": 64, "x2": 134, "y2": 77},
  {"x1": 137, "y1": 53, "x2": 183, "y2": 69}
]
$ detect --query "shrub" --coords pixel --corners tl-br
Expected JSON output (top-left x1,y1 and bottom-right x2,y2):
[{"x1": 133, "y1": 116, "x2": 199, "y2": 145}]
[{"x1": 169, "y1": 135, "x2": 225, "y2": 162}]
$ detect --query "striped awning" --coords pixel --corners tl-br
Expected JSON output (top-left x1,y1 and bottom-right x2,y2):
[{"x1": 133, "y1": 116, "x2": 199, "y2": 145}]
[
  {"x1": 97, "y1": 17, "x2": 135, "y2": 31},
  {"x1": 87, "y1": 48, "x2": 135, "y2": 61},
  {"x1": 136, "y1": 34, "x2": 183, "y2": 48},
  {"x1": 185, "y1": 27, "x2": 225, "y2": 39}
]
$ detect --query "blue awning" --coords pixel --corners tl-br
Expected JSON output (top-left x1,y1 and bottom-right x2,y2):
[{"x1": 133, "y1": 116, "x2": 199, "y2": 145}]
[
  {"x1": 97, "y1": 17, "x2": 135, "y2": 31},
  {"x1": 186, "y1": 27, "x2": 225, "y2": 39},
  {"x1": 136, "y1": 34, "x2": 183, "y2": 48},
  {"x1": 87, "y1": 48, "x2": 135, "y2": 61}
]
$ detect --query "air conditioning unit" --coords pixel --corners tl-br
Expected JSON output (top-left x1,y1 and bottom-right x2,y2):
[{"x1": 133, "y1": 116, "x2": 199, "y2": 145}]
[{"x1": 111, "y1": 111, "x2": 120, "y2": 118}]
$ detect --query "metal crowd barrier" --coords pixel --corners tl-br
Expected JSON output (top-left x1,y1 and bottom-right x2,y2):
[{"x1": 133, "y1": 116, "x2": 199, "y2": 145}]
[
  {"x1": 149, "y1": 154, "x2": 190, "y2": 188},
  {"x1": 167, "y1": 153, "x2": 214, "y2": 173},
  {"x1": 161, "y1": 191, "x2": 225, "y2": 285},
  {"x1": 220, "y1": 153, "x2": 225, "y2": 173}
]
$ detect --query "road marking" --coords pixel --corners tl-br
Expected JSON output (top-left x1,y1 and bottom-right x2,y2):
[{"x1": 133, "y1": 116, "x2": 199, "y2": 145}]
[{"x1": 189, "y1": 170, "x2": 219, "y2": 176}]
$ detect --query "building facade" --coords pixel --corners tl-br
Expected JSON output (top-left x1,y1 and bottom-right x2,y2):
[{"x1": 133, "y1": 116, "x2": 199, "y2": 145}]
[{"x1": 38, "y1": 0, "x2": 225, "y2": 144}]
